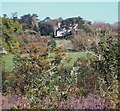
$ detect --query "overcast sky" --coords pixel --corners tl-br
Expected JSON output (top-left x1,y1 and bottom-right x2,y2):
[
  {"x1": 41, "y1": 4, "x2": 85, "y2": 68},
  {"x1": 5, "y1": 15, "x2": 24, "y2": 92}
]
[{"x1": 1, "y1": 2, "x2": 118, "y2": 24}]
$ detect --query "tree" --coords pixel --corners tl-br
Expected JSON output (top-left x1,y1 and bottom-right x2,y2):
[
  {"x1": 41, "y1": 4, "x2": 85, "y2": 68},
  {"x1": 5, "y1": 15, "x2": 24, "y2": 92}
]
[
  {"x1": 2, "y1": 15, "x2": 22, "y2": 52},
  {"x1": 3, "y1": 14, "x2": 7, "y2": 18},
  {"x1": 43, "y1": 17, "x2": 51, "y2": 22},
  {"x1": 71, "y1": 31, "x2": 93, "y2": 51},
  {"x1": 39, "y1": 22, "x2": 54, "y2": 36},
  {"x1": 58, "y1": 17, "x2": 63, "y2": 22},
  {"x1": 31, "y1": 14, "x2": 39, "y2": 32},
  {"x1": 93, "y1": 35, "x2": 119, "y2": 108},
  {"x1": 20, "y1": 14, "x2": 32, "y2": 30},
  {"x1": 20, "y1": 14, "x2": 39, "y2": 32},
  {"x1": 11, "y1": 12, "x2": 18, "y2": 22}
]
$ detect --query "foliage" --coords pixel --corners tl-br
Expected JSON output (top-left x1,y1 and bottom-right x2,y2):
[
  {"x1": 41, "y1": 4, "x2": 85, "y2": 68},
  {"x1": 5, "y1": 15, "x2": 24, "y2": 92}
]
[
  {"x1": 61, "y1": 16, "x2": 84, "y2": 30},
  {"x1": 47, "y1": 39, "x2": 56, "y2": 48},
  {"x1": 71, "y1": 58, "x2": 98, "y2": 93},
  {"x1": 72, "y1": 34, "x2": 119, "y2": 108},
  {"x1": 2, "y1": 42, "x2": 68, "y2": 108},
  {"x1": 43, "y1": 17, "x2": 51, "y2": 22},
  {"x1": 91, "y1": 35, "x2": 119, "y2": 108},
  {"x1": 20, "y1": 14, "x2": 39, "y2": 32},
  {"x1": 39, "y1": 22, "x2": 54, "y2": 36},
  {"x1": 2, "y1": 16, "x2": 22, "y2": 52}
]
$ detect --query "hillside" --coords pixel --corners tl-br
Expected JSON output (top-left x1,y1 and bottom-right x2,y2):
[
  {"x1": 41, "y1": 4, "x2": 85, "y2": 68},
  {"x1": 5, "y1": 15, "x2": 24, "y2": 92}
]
[{"x1": 1, "y1": 14, "x2": 119, "y2": 109}]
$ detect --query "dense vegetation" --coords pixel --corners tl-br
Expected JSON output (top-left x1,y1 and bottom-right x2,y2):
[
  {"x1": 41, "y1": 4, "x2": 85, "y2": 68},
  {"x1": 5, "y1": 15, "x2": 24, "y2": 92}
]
[{"x1": 1, "y1": 13, "x2": 119, "y2": 109}]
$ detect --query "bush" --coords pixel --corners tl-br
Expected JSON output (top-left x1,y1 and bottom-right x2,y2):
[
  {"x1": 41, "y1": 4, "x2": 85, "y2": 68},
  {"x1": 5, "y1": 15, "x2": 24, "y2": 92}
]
[{"x1": 48, "y1": 39, "x2": 56, "y2": 48}]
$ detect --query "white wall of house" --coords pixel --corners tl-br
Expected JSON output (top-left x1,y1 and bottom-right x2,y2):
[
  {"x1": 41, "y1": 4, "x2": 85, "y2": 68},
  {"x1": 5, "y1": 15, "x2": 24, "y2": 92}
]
[
  {"x1": 56, "y1": 31, "x2": 63, "y2": 37},
  {"x1": 54, "y1": 22, "x2": 79, "y2": 37}
]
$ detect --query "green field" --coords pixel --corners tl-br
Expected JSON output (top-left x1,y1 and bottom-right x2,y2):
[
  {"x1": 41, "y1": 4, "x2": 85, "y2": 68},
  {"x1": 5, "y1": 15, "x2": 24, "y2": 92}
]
[
  {"x1": 49, "y1": 52, "x2": 92, "y2": 67},
  {"x1": 1, "y1": 52, "x2": 92, "y2": 72},
  {"x1": 55, "y1": 39, "x2": 74, "y2": 50},
  {"x1": 1, "y1": 55, "x2": 14, "y2": 72}
]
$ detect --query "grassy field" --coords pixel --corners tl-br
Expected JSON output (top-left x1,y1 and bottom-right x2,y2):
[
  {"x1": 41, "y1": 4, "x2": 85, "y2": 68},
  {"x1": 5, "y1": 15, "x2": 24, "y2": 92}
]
[
  {"x1": 1, "y1": 55, "x2": 14, "y2": 72},
  {"x1": 1, "y1": 52, "x2": 92, "y2": 72},
  {"x1": 49, "y1": 52, "x2": 92, "y2": 67},
  {"x1": 55, "y1": 39, "x2": 74, "y2": 50}
]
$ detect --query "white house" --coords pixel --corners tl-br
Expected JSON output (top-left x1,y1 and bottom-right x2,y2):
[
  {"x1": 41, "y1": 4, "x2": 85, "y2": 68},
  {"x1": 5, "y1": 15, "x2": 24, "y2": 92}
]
[
  {"x1": 54, "y1": 22, "x2": 79, "y2": 38},
  {"x1": 49, "y1": 19, "x2": 79, "y2": 38}
]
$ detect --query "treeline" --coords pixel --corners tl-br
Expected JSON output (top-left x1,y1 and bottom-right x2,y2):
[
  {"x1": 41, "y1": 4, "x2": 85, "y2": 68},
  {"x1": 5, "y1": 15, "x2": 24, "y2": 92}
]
[{"x1": 1, "y1": 12, "x2": 118, "y2": 53}]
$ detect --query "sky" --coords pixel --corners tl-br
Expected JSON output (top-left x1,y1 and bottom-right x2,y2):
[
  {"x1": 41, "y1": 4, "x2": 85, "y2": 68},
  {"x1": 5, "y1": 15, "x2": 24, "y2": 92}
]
[{"x1": 1, "y1": 2, "x2": 118, "y2": 24}]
